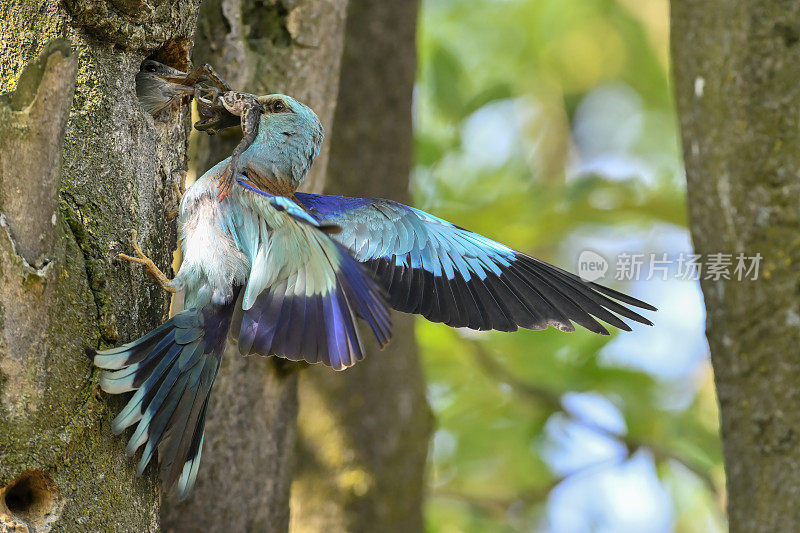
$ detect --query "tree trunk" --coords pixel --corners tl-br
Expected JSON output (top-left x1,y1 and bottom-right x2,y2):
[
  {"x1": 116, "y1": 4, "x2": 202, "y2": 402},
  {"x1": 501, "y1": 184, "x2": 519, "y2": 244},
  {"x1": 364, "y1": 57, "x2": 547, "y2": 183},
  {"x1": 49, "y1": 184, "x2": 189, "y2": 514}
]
[
  {"x1": 672, "y1": 2, "x2": 800, "y2": 530},
  {"x1": 290, "y1": 2, "x2": 434, "y2": 532},
  {"x1": 0, "y1": 0, "x2": 199, "y2": 530},
  {"x1": 160, "y1": 1, "x2": 349, "y2": 531}
]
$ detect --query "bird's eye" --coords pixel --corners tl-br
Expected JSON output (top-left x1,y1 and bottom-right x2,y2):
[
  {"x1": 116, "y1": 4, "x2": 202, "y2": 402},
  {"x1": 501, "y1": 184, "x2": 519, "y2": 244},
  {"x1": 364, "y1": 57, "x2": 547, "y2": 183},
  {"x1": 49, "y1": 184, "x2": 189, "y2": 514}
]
[
  {"x1": 144, "y1": 63, "x2": 157, "y2": 73},
  {"x1": 273, "y1": 101, "x2": 285, "y2": 112}
]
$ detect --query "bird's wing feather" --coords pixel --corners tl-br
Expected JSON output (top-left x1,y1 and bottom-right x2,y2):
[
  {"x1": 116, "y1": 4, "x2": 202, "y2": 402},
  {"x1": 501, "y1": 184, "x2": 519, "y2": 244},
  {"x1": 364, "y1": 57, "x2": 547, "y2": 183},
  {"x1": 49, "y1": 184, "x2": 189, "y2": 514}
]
[
  {"x1": 222, "y1": 186, "x2": 390, "y2": 369},
  {"x1": 294, "y1": 192, "x2": 655, "y2": 335}
]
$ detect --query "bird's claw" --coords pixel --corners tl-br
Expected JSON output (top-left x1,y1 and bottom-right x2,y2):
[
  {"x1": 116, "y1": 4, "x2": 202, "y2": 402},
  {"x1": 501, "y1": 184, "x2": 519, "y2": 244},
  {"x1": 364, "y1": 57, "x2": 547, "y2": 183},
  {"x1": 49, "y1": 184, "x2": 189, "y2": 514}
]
[{"x1": 117, "y1": 230, "x2": 176, "y2": 294}]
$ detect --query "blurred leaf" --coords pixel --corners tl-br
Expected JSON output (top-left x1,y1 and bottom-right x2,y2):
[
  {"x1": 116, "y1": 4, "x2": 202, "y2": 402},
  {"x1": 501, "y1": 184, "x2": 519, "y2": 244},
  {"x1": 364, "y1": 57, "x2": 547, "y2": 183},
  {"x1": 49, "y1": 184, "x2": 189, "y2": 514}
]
[
  {"x1": 429, "y1": 43, "x2": 467, "y2": 122},
  {"x1": 414, "y1": 0, "x2": 723, "y2": 530},
  {"x1": 415, "y1": 131, "x2": 453, "y2": 167},
  {"x1": 462, "y1": 82, "x2": 514, "y2": 117}
]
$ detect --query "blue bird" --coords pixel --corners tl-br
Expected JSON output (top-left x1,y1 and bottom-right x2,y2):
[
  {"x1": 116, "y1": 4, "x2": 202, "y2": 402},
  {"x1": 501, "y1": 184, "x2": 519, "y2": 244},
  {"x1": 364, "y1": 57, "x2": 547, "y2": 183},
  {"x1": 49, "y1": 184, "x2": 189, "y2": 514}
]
[{"x1": 92, "y1": 92, "x2": 655, "y2": 499}]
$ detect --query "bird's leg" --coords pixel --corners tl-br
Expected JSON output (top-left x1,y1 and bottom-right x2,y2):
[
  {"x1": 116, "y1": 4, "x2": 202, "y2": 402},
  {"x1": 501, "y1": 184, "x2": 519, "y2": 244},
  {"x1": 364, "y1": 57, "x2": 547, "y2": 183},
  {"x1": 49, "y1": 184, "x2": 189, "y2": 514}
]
[
  {"x1": 117, "y1": 230, "x2": 176, "y2": 294},
  {"x1": 217, "y1": 102, "x2": 263, "y2": 200}
]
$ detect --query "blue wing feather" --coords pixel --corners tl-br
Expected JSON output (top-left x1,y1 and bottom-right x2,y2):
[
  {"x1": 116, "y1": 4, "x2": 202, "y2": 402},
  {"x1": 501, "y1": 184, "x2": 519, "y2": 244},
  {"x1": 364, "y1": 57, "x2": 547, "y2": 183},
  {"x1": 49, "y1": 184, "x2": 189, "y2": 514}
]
[
  {"x1": 295, "y1": 192, "x2": 655, "y2": 334},
  {"x1": 228, "y1": 187, "x2": 391, "y2": 369}
]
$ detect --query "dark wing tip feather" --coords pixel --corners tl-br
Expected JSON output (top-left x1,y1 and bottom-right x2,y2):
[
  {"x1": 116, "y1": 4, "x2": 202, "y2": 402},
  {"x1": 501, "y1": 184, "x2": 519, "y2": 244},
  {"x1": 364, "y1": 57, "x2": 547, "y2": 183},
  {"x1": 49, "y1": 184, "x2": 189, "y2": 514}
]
[
  {"x1": 516, "y1": 256, "x2": 655, "y2": 327},
  {"x1": 588, "y1": 281, "x2": 658, "y2": 312},
  {"x1": 365, "y1": 252, "x2": 654, "y2": 335}
]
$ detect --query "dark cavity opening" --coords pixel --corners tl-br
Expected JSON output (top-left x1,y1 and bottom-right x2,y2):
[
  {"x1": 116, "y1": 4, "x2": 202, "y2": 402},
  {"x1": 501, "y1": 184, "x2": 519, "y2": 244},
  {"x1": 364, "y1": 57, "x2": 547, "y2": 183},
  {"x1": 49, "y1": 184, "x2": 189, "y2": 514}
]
[{"x1": 2, "y1": 469, "x2": 57, "y2": 524}]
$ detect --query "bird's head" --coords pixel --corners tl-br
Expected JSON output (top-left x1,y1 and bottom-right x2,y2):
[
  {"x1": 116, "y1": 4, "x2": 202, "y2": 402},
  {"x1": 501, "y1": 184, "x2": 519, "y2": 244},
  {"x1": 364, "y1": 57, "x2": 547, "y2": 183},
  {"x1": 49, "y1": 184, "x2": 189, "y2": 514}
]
[
  {"x1": 136, "y1": 60, "x2": 195, "y2": 115},
  {"x1": 255, "y1": 94, "x2": 324, "y2": 150},
  {"x1": 221, "y1": 92, "x2": 325, "y2": 188}
]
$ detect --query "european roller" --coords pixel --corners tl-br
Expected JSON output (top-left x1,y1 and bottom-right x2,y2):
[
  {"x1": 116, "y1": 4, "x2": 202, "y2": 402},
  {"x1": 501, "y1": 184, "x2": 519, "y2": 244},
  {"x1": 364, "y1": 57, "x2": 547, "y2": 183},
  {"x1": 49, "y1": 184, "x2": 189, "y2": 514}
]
[{"x1": 92, "y1": 90, "x2": 655, "y2": 499}]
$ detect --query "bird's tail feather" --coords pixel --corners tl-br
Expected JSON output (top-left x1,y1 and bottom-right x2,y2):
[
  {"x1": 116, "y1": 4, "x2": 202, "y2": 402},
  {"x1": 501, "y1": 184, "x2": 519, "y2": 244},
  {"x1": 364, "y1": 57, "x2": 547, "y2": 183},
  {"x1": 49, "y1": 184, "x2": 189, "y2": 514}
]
[{"x1": 92, "y1": 295, "x2": 237, "y2": 499}]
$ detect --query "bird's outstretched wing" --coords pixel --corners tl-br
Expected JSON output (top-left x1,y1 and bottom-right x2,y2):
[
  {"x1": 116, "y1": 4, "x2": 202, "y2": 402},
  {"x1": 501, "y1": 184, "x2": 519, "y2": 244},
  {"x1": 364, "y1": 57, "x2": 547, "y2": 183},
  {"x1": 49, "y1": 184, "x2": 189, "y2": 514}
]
[
  {"x1": 294, "y1": 193, "x2": 655, "y2": 335},
  {"x1": 223, "y1": 184, "x2": 391, "y2": 369}
]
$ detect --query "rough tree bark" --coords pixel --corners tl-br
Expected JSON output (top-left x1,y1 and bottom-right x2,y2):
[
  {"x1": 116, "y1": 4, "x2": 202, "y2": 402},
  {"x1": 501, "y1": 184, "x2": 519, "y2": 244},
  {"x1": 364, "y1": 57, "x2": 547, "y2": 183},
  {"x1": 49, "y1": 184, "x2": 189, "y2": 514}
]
[
  {"x1": 0, "y1": 0, "x2": 199, "y2": 530},
  {"x1": 290, "y1": 1, "x2": 434, "y2": 532},
  {"x1": 672, "y1": 2, "x2": 800, "y2": 531},
  {"x1": 160, "y1": 1, "x2": 349, "y2": 531}
]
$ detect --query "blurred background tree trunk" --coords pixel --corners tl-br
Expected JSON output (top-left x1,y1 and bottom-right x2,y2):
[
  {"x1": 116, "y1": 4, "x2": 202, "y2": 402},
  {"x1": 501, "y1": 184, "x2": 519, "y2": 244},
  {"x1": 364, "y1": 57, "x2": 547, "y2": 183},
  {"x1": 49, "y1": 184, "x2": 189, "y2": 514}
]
[
  {"x1": 0, "y1": 0, "x2": 199, "y2": 530},
  {"x1": 290, "y1": 1, "x2": 434, "y2": 532},
  {"x1": 672, "y1": 1, "x2": 800, "y2": 530},
  {"x1": 160, "y1": 1, "x2": 349, "y2": 531}
]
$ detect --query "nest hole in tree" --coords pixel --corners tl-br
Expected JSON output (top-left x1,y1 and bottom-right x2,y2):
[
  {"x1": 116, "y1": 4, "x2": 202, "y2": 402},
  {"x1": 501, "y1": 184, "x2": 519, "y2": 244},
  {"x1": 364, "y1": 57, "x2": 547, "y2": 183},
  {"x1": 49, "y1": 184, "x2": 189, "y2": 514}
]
[
  {"x1": 136, "y1": 37, "x2": 197, "y2": 118},
  {"x1": 0, "y1": 469, "x2": 58, "y2": 526}
]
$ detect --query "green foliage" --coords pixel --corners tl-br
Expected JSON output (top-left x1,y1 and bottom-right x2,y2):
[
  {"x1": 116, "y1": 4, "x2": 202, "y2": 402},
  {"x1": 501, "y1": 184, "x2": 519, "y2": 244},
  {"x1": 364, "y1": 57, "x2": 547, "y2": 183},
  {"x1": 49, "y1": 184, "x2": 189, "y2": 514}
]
[{"x1": 414, "y1": 0, "x2": 724, "y2": 531}]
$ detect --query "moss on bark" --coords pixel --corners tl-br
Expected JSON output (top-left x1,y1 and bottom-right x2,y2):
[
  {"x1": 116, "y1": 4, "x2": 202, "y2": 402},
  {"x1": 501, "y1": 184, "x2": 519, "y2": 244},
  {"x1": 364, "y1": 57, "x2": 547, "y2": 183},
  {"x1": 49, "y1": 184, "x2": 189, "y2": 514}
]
[{"x1": 0, "y1": 0, "x2": 198, "y2": 529}]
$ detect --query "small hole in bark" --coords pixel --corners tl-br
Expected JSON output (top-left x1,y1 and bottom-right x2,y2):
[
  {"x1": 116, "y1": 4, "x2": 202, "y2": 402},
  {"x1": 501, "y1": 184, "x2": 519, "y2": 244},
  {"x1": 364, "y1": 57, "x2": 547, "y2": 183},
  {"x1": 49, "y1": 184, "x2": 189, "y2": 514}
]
[
  {"x1": 148, "y1": 37, "x2": 192, "y2": 72},
  {"x1": 1, "y1": 470, "x2": 58, "y2": 525}
]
